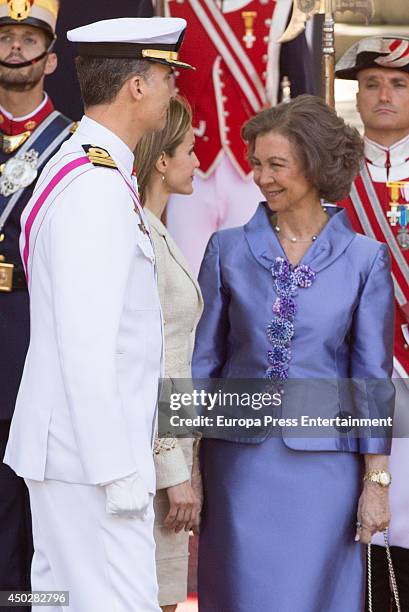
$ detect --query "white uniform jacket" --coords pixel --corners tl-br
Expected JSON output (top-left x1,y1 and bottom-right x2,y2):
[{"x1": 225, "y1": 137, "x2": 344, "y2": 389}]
[{"x1": 4, "y1": 116, "x2": 163, "y2": 492}]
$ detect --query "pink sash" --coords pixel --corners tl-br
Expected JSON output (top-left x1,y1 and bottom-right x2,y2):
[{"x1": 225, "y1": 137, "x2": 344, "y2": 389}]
[{"x1": 21, "y1": 156, "x2": 145, "y2": 284}]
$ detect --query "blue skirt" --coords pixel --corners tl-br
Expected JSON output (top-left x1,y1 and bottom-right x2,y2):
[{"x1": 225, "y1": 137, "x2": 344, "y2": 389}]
[{"x1": 198, "y1": 437, "x2": 365, "y2": 612}]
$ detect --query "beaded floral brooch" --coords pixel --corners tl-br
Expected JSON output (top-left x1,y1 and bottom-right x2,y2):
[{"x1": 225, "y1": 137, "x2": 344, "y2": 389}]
[{"x1": 266, "y1": 257, "x2": 316, "y2": 386}]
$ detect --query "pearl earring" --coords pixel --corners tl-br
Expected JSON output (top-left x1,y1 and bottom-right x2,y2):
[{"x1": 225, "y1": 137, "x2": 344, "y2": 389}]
[{"x1": 161, "y1": 174, "x2": 166, "y2": 182}]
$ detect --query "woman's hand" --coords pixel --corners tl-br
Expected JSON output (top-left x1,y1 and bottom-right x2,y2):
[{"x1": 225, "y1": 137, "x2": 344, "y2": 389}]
[
  {"x1": 164, "y1": 480, "x2": 201, "y2": 534},
  {"x1": 356, "y1": 482, "x2": 390, "y2": 544}
]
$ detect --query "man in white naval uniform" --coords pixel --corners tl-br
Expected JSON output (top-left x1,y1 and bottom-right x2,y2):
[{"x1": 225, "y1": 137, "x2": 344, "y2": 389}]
[
  {"x1": 3, "y1": 17, "x2": 194, "y2": 612},
  {"x1": 337, "y1": 37, "x2": 409, "y2": 609}
]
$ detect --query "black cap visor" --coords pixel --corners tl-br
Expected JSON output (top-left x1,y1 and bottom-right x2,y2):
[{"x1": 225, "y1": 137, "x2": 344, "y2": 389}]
[
  {"x1": 77, "y1": 41, "x2": 194, "y2": 70},
  {"x1": 0, "y1": 16, "x2": 54, "y2": 36}
]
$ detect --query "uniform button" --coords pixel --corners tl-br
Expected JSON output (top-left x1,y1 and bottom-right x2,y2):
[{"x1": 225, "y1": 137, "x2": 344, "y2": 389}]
[
  {"x1": 174, "y1": 70, "x2": 180, "y2": 77},
  {"x1": 262, "y1": 71, "x2": 267, "y2": 79},
  {"x1": 225, "y1": 139, "x2": 231, "y2": 145},
  {"x1": 262, "y1": 54, "x2": 268, "y2": 63},
  {"x1": 218, "y1": 69, "x2": 223, "y2": 76},
  {"x1": 404, "y1": 344, "x2": 408, "y2": 350},
  {"x1": 263, "y1": 35, "x2": 269, "y2": 43},
  {"x1": 224, "y1": 126, "x2": 230, "y2": 132},
  {"x1": 224, "y1": 110, "x2": 230, "y2": 117},
  {"x1": 222, "y1": 95, "x2": 228, "y2": 102},
  {"x1": 220, "y1": 82, "x2": 225, "y2": 88},
  {"x1": 265, "y1": 18, "x2": 272, "y2": 26},
  {"x1": 203, "y1": 136, "x2": 209, "y2": 142}
]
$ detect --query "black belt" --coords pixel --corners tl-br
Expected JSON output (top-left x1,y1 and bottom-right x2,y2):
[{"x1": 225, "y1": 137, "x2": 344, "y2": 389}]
[{"x1": 12, "y1": 266, "x2": 27, "y2": 290}]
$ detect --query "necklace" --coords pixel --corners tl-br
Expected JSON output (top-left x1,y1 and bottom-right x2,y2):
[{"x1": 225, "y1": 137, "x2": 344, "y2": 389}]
[
  {"x1": 274, "y1": 225, "x2": 318, "y2": 243},
  {"x1": 273, "y1": 209, "x2": 329, "y2": 243}
]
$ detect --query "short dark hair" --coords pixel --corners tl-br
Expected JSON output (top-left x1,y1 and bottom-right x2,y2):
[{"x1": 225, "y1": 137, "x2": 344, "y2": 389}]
[
  {"x1": 241, "y1": 94, "x2": 364, "y2": 202},
  {"x1": 75, "y1": 56, "x2": 152, "y2": 107}
]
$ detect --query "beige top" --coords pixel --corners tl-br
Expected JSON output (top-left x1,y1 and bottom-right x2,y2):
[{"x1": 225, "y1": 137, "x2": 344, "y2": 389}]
[{"x1": 146, "y1": 209, "x2": 204, "y2": 490}]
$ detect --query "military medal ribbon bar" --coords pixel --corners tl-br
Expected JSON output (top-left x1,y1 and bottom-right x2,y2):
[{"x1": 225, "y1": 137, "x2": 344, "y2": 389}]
[{"x1": 387, "y1": 181, "x2": 409, "y2": 251}]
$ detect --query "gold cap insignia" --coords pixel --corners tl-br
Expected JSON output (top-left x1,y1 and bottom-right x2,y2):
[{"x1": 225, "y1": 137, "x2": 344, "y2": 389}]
[
  {"x1": 0, "y1": 0, "x2": 59, "y2": 34},
  {"x1": 7, "y1": 0, "x2": 33, "y2": 21}
]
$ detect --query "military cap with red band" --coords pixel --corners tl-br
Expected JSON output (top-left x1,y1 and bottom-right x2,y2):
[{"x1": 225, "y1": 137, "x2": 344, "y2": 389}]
[{"x1": 336, "y1": 36, "x2": 409, "y2": 80}]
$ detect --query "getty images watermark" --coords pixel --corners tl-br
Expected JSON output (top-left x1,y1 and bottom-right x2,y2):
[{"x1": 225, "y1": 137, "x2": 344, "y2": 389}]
[
  {"x1": 169, "y1": 389, "x2": 282, "y2": 411},
  {"x1": 167, "y1": 389, "x2": 393, "y2": 431},
  {"x1": 157, "y1": 378, "x2": 399, "y2": 439}
]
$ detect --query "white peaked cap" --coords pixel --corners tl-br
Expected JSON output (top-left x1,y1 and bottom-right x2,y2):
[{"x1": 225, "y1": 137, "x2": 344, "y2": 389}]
[{"x1": 67, "y1": 17, "x2": 194, "y2": 70}]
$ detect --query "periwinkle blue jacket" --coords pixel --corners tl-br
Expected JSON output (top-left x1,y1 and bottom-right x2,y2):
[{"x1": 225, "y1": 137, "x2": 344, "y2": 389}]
[{"x1": 193, "y1": 203, "x2": 395, "y2": 454}]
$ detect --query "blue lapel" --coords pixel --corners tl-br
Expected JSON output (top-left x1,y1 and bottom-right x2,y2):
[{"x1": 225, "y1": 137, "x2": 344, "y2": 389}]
[
  {"x1": 244, "y1": 202, "x2": 282, "y2": 271},
  {"x1": 244, "y1": 202, "x2": 357, "y2": 273}
]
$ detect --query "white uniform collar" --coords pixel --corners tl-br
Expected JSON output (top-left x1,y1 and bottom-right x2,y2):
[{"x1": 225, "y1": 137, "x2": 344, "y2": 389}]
[
  {"x1": 76, "y1": 115, "x2": 135, "y2": 176},
  {"x1": 365, "y1": 133, "x2": 409, "y2": 168}
]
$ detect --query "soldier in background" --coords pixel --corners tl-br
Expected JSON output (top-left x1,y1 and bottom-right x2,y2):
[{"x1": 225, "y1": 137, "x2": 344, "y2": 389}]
[
  {"x1": 165, "y1": 0, "x2": 314, "y2": 275},
  {"x1": 337, "y1": 36, "x2": 409, "y2": 611},
  {"x1": 0, "y1": 1, "x2": 74, "y2": 607}
]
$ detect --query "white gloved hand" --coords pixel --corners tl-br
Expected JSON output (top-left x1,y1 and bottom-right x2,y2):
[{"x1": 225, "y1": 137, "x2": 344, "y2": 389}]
[{"x1": 104, "y1": 472, "x2": 150, "y2": 519}]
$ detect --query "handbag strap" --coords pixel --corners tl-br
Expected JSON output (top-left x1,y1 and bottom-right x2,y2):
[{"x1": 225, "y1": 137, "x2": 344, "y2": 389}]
[{"x1": 367, "y1": 528, "x2": 401, "y2": 612}]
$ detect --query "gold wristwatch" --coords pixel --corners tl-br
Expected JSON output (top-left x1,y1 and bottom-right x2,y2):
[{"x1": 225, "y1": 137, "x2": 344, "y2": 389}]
[{"x1": 363, "y1": 470, "x2": 392, "y2": 488}]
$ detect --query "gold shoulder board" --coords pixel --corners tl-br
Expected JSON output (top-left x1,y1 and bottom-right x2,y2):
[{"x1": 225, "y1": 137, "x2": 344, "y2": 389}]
[{"x1": 82, "y1": 145, "x2": 117, "y2": 169}]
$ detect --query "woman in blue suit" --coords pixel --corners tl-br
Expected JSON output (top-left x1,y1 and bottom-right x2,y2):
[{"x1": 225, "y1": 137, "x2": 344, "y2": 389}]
[{"x1": 193, "y1": 95, "x2": 395, "y2": 612}]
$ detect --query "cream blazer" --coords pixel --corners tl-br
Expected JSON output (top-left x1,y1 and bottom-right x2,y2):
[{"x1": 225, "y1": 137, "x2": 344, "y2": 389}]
[{"x1": 145, "y1": 209, "x2": 204, "y2": 490}]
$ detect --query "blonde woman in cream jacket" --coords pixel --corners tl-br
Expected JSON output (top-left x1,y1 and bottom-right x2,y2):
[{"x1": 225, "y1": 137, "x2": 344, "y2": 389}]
[{"x1": 135, "y1": 97, "x2": 203, "y2": 612}]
